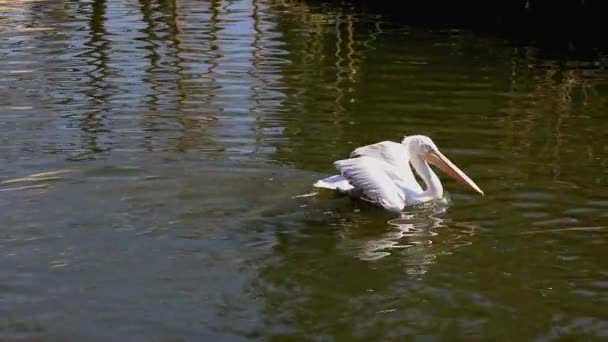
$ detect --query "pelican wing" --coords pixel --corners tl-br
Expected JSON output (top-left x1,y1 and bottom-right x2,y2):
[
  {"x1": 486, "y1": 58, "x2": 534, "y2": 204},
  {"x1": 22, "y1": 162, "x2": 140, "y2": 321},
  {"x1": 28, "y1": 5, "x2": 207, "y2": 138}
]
[
  {"x1": 349, "y1": 140, "x2": 422, "y2": 193},
  {"x1": 334, "y1": 156, "x2": 406, "y2": 212},
  {"x1": 349, "y1": 141, "x2": 410, "y2": 170}
]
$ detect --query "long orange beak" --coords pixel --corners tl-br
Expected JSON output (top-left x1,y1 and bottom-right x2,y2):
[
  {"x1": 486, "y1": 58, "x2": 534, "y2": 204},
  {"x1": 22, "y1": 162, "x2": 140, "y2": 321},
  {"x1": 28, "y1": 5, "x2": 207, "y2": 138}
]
[{"x1": 424, "y1": 150, "x2": 484, "y2": 195}]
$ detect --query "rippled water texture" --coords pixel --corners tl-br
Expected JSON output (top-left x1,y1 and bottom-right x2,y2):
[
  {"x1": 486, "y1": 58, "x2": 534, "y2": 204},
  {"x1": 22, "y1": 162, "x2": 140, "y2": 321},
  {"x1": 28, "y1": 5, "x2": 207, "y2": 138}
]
[{"x1": 1, "y1": 0, "x2": 608, "y2": 340}]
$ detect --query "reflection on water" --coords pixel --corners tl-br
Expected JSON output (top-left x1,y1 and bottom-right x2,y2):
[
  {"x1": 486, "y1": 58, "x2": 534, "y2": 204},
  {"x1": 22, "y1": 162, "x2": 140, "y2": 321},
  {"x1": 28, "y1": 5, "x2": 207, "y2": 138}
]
[
  {"x1": 358, "y1": 205, "x2": 447, "y2": 261},
  {"x1": 357, "y1": 203, "x2": 478, "y2": 268},
  {"x1": 1, "y1": 0, "x2": 608, "y2": 340}
]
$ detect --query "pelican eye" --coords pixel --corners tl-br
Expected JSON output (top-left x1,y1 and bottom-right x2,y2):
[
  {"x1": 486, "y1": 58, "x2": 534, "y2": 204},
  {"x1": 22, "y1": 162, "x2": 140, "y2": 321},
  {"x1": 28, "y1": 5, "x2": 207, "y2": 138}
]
[{"x1": 421, "y1": 144, "x2": 433, "y2": 153}]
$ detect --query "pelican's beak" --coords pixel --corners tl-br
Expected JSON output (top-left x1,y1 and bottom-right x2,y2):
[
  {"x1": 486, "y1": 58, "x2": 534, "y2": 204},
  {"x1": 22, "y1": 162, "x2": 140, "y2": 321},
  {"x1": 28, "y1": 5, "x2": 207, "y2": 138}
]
[{"x1": 424, "y1": 150, "x2": 484, "y2": 195}]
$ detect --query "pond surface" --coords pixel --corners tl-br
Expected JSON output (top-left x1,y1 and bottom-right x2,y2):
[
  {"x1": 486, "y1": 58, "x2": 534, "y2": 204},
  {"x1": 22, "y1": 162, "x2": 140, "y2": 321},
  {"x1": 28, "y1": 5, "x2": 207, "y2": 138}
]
[{"x1": 1, "y1": 0, "x2": 608, "y2": 340}]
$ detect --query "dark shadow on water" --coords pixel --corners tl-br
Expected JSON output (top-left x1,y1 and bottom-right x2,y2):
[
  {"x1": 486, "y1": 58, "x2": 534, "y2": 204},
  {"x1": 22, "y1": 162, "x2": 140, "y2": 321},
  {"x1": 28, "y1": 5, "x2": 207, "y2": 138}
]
[{"x1": 306, "y1": 0, "x2": 608, "y2": 59}]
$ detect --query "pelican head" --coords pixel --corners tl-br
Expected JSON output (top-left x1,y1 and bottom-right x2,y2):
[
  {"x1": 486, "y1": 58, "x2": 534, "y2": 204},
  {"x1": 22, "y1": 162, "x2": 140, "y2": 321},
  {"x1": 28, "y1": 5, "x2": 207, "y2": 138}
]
[{"x1": 402, "y1": 135, "x2": 484, "y2": 196}]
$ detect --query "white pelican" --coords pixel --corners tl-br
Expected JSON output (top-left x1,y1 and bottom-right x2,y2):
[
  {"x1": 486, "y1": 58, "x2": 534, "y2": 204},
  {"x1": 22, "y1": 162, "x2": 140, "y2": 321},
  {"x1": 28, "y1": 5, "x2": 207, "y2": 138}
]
[{"x1": 313, "y1": 135, "x2": 484, "y2": 212}]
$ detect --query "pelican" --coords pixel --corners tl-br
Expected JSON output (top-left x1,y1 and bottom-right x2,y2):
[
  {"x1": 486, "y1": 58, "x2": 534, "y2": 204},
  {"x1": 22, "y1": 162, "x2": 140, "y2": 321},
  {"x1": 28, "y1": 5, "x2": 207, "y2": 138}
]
[{"x1": 313, "y1": 135, "x2": 484, "y2": 212}]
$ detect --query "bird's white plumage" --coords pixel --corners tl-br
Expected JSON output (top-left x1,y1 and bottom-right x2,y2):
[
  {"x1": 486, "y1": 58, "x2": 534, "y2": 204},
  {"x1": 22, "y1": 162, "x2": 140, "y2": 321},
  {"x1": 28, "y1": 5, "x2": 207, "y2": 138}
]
[
  {"x1": 334, "y1": 156, "x2": 406, "y2": 212},
  {"x1": 312, "y1": 174, "x2": 354, "y2": 192},
  {"x1": 349, "y1": 141, "x2": 422, "y2": 193},
  {"x1": 350, "y1": 141, "x2": 407, "y2": 166}
]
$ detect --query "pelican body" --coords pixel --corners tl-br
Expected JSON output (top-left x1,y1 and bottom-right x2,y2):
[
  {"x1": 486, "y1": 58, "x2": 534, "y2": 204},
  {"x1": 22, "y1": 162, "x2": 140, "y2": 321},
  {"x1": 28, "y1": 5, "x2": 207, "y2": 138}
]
[{"x1": 314, "y1": 135, "x2": 484, "y2": 212}]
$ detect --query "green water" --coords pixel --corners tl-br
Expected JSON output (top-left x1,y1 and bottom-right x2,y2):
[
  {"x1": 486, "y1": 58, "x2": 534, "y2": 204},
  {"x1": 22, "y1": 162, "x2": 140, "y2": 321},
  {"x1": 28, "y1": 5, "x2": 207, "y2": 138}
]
[{"x1": 1, "y1": 0, "x2": 607, "y2": 340}]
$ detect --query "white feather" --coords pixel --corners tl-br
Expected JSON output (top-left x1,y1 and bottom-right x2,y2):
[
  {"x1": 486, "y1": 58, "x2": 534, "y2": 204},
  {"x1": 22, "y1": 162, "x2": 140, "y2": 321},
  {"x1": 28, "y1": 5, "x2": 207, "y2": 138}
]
[
  {"x1": 313, "y1": 175, "x2": 355, "y2": 192},
  {"x1": 334, "y1": 156, "x2": 406, "y2": 212},
  {"x1": 349, "y1": 141, "x2": 421, "y2": 192},
  {"x1": 350, "y1": 141, "x2": 406, "y2": 168}
]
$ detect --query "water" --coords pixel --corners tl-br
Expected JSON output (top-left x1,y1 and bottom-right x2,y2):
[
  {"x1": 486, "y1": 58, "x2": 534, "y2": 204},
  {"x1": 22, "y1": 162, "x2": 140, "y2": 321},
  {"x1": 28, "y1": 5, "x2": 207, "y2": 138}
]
[{"x1": 1, "y1": 0, "x2": 607, "y2": 340}]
